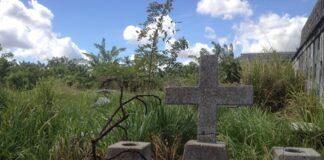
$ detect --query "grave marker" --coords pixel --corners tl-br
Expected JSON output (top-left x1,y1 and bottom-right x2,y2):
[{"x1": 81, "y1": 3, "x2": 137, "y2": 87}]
[{"x1": 165, "y1": 54, "x2": 253, "y2": 143}]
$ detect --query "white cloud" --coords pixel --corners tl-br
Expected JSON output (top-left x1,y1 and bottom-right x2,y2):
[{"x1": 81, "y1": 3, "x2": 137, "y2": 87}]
[
  {"x1": 179, "y1": 42, "x2": 212, "y2": 58},
  {"x1": 0, "y1": 0, "x2": 84, "y2": 61},
  {"x1": 178, "y1": 58, "x2": 194, "y2": 65},
  {"x1": 123, "y1": 25, "x2": 142, "y2": 44},
  {"x1": 164, "y1": 37, "x2": 176, "y2": 50},
  {"x1": 218, "y1": 37, "x2": 228, "y2": 45},
  {"x1": 197, "y1": 0, "x2": 253, "y2": 20},
  {"x1": 177, "y1": 42, "x2": 213, "y2": 64},
  {"x1": 204, "y1": 26, "x2": 228, "y2": 45},
  {"x1": 234, "y1": 13, "x2": 307, "y2": 53},
  {"x1": 130, "y1": 54, "x2": 135, "y2": 61},
  {"x1": 123, "y1": 15, "x2": 176, "y2": 44},
  {"x1": 204, "y1": 26, "x2": 217, "y2": 39}
]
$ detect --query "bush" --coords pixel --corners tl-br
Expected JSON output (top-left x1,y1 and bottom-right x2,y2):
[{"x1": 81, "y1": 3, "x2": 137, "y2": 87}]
[
  {"x1": 219, "y1": 54, "x2": 241, "y2": 84},
  {"x1": 241, "y1": 55, "x2": 304, "y2": 111},
  {"x1": 5, "y1": 62, "x2": 45, "y2": 90}
]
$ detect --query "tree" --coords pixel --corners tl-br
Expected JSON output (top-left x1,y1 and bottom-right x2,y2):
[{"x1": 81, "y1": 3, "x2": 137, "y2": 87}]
[
  {"x1": 188, "y1": 48, "x2": 210, "y2": 63},
  {"x1": 212, "y1": 43, "x2": 241, "y2": 83},
  {"x1": 82, "y1": 38, "x2": 138, "y2": 89},
  {"x1": 82, "y1": 38, "x2": 126, "y2": 67},
  {"x1": 47, "y1": 57, "x2": 94, "y2": 88},
  {"x1": 188, "y1": 42, "x2": 241, "y2": 84},
  {"x1": 0, "y1": 44, "x2": 15, "y2": 87},
  {"x1": 135, "y1": 0, "x2": 188, "y2": 90},
  {"x1": 5, "y1": 62, "x2": 45, "y2": 89}
]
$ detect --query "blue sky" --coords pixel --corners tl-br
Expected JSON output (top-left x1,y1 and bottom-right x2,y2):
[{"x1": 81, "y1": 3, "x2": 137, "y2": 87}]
[{"x1": 0, "y1": 0, "x2": 317, "y2": 63}]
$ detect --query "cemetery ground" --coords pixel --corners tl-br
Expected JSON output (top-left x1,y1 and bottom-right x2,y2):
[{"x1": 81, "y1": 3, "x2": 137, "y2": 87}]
[{"x1": 1, "y1": 58, "x2": 324, "y2": 160}]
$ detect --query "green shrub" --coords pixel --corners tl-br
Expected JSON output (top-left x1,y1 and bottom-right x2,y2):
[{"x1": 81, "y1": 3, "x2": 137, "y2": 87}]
[
  {"x1": 241, "y1": 55, "x2": 304, "y2": 111},
  {"x1": 219, "y1": 54, "x2": 241, "y2": 84},
  {"x1": 5, "y1": 62, "x2": 45, "y2": 90}
]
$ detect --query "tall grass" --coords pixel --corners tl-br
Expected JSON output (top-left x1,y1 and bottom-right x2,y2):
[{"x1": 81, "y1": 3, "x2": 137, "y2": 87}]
[
  {"x1": 0, "y1": 80, "x2": 99, "y2": 159},
  {"x1": 0, "y1": 80, "x2": 196, "y2": 159},
  {"x1": 0, "y1": 87, "x2": 8, "y2": 126},
  {"x1": 285, "y1": 91, "x2": 324, "y2": 154},
  {"x1": 0, "y1": 88, "x2": 7, "y2": 109},
  {"x1": 218, "y1": 107, "x2": 296, "y2": 160},
  {"x1": 241, "y1": 55, "x2": 304, "y2": 111},
  {"x1": 1, "y1": 70, "x2": 324, "y2": 159},
  {"x1": 0, "y1": 81, "x2": 58, "y2": 159}
]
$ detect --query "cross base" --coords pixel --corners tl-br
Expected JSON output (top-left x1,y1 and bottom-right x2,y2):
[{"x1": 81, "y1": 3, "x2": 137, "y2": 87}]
[
  {"x1": 198, "y1": 133, "x2": 216, "y2": 143},
  {"x1": 182, "y1": 140, "x2": 228, "y2": 160},
  {"x1": 105, "y1": 141, "x2": 152, "y2": 160}
]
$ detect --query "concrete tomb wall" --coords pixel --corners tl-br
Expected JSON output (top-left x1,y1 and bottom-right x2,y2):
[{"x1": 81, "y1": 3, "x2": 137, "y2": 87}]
[{"x1": 293, "y1": 0, "x2": 324, "y2": 98}]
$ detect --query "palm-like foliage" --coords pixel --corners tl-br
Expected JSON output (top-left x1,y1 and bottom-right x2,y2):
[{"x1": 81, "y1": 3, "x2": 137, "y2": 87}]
[{"x1": 82, "y1": 38, "x2": 126, "y2": 67}]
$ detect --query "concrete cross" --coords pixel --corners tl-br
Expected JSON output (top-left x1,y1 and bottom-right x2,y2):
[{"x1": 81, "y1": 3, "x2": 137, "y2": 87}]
[{"x1": 165, "y1": 54, "x2": 253, "y2": 143}]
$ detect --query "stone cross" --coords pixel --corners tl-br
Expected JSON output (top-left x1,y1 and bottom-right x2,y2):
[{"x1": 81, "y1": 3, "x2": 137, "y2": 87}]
[{"x1": 165, "y1": 54, "x2": 253, "y2": 143}]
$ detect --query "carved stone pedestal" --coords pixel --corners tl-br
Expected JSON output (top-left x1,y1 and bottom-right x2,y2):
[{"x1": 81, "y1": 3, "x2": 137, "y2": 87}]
[
  {"x1": 182, "y1": 140, "x2": 228, "y2": 160},
  {"x1": 272, "y1": 147, "x2": 321, "y2": 160},
  {"x1": 106, "y1": 141, "x2": 151, "y2": 160}
]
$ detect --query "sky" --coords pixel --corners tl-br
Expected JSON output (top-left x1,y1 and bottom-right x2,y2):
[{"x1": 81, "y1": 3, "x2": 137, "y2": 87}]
[{"x1": 0, "y1": 0, "x2": 317, "y2": 63}]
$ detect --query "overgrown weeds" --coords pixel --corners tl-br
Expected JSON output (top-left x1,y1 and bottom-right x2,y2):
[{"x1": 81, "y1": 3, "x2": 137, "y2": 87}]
[
  {"x1": 285, "y1": 91, "x2": 324, "y2": 151},
  {"x1": 1, "y1": 62, "x2": 324, "y2": 159},
  {"x1": 151, "y1": 135, "x2": 181, "y2": 160},
  {"x1": 0, "y1": 81, "x2": 197, "y2": 159},
  {"x1": 218, "y1": 107, "x2": 293, "y2": 160},
  {"x1": 241, "y1": 54, "x2": 304, "y2": 111}
]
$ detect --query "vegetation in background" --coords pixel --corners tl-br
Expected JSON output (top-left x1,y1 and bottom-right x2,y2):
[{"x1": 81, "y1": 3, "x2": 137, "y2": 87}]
[
  {"x1": 47, "y1": 57, "x2": 94, "y2": 88},
  {"x1": 0, "y1": 0, "x2": 323, "y2": 159},
  {"x1": 82, "y1": 38, "x2": 130, "y2": 86},
  {"x1": 189, "y1": 42, "x2": 241, "y2": 84},
  {"x1": 1, "y1": 79, "x2": 324, "y2": 159},
  {"x1": 241, "y1": 53, "x2": 305, "y2": 111},
  {"x1": 216, "y1": 43, "x2": 241, "y2": 84},
  {"x1": 135, "y1": 0, "x2": 188, "y2": 91},
  {"x1": 5, "y1": 62, "x2": 46, "y2": 89},
  {"x1": 0, "y1": 44, "x2": 14, "y2": 87}
]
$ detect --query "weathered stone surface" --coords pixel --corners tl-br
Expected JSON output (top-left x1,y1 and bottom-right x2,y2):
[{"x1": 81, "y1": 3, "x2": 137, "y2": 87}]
[
  {"x1": 272, "y1": 147, "x2": 321, "y2": 160},
  {"x1": 95, "y1": 96, "x2": 110, "y2": 106},
  {"x1": 293, "y1": 0, "x2": 324, "y2": 101},
  {"x1": 97, "y1": 89, "x2": 114, "y2": 93},
  {"x1": 183, "y1": 140, "x2": 228, "y2": 160},
  {"x1": 165, "y1": 54, "x2": 253, "y2": 143},
  {"x1": 300, "y1": 0, "x2": 324, "y2": 46},
  {"x1": 106, "y1": 141, "x2": 151, "y2": 160},
  {"x1": 291, "y1": 122, "x2": 320, "y2": 132},
  {"x1": 165, "y1": 87, "x2": 199, "y2": 104},
  {"x1": 199, "y1": 55, "x2": 218, "y2": 88},
  {"x1": 166, "y1": 86, "x2": 253, "y2": 105}
]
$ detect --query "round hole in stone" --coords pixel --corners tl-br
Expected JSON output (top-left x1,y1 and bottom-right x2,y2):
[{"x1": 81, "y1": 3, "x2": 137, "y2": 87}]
[
  {"x1": 284, "y1": 148, "x2": 304, "y2": 153},
  {"x1": 122, "y1": 143, "x2": 137, "y2": 146}
]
